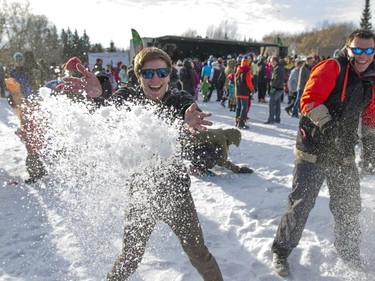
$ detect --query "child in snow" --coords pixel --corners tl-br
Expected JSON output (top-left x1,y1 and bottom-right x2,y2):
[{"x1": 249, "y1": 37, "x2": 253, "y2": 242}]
[{"x1": 199, "y1": 75, "x2": 211, "y2": 102}]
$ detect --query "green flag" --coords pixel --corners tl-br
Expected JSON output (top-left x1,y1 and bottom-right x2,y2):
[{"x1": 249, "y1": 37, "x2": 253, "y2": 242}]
[
  {"x1": 276, "y1": 36, "x2": 283, "y2": 48},
  {"x1": 131, "y1": 28, "x2": 143, "y2": 55}
]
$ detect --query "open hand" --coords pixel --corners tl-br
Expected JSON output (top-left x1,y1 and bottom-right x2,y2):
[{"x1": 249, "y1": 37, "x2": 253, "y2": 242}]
[
  {"x1": 184, "y1": 103, "x2": 213, "y2": 134},
  {"x1": 62, "y1": 63, "x2": 102, "y2": 98}
]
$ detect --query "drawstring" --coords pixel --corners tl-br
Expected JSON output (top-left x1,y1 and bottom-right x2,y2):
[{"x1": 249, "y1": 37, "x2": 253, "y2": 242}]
[{"x1": 341, "y1": 65, "x2": 349, "y2": 102}]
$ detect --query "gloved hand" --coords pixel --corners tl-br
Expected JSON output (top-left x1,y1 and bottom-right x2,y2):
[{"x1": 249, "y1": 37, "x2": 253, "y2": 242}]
[
  {"x1": 320, "y1": 120, "x2": 339, "y2": 137},
  {"x1": 237, "y1": 166, "x2": 253, "y2": 173},
  {"x1": 320, "y1": 121, "x2": 357, "y2": 151}
]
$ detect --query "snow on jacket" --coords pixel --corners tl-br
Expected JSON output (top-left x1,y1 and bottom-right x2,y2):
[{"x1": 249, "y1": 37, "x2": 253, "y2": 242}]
[
  {"x1": 296, "y1": 55, "x2": 375, "y2": 162},
  {"x1": 108, "y1": 86, "x2": 199, "y2": 193}
]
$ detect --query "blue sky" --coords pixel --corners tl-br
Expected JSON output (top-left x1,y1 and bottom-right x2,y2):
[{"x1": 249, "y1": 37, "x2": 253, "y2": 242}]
[{"x1": 20, "y1": 0, "x2": 369, "y2": 49}]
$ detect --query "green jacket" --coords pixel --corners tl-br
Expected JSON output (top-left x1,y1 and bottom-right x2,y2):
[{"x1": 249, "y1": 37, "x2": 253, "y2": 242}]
[{"x1": 194, "y1": 128, "x2": 242, "y2": 172}]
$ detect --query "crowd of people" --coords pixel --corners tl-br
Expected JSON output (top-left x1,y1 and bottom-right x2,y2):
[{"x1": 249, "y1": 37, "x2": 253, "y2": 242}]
[{"x1": 0, "y1": 29, "x2": 375, "y2": 280}]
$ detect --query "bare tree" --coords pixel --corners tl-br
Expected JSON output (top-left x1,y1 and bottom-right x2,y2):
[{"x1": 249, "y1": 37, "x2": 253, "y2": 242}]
[
  {"x1": 181, "y1": 28, "x2": 199, "y2": 38},
  {"x1": 206, "y1": 20, "x2": 238, "y2": 40},
  {"x1": 0, "y1": 0, "x2": 61, "y2": 67}
]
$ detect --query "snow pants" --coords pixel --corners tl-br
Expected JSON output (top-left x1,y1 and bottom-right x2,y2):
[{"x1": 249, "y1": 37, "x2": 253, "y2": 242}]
[
  {"x1": 271, "y1": 157, "x2": 362, "y2": 260},
  {"x1": 107, "y1": 190, "x2": 223, "y2": 281}
]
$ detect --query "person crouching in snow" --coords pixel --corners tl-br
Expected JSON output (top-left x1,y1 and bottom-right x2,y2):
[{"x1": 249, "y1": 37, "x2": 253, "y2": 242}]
[
  {"x1": 184, "y1": 128, "x2": 253, "y2": 176},
  {"x1": 5, "y1": 78, "x2": 47, "y2": 184}
]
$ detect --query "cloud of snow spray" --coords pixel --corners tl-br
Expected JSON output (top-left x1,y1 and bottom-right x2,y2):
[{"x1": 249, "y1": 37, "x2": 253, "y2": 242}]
[{"x1": 35, "y1": 87, "x2": 182, "y2": 279}]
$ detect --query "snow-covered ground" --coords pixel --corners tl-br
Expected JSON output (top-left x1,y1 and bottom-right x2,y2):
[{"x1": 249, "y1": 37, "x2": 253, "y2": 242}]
[{"x1": 1, "y1": 92, "x2": 374, "y2": 281}]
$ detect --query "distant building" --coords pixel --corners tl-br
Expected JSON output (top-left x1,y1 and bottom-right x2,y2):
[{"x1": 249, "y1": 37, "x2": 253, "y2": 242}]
[{"x1": 130, "y1": 35, "x2": 288, "y2": 61}]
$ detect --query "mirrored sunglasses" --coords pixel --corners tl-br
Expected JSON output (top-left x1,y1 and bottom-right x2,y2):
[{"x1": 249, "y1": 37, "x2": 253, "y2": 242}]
[
  {"x1": 350, "y1": 47, "x2": 375, "y2": 55},
  {"x1": 139, "y1": 68, "x2": 169, "y2": 79}
]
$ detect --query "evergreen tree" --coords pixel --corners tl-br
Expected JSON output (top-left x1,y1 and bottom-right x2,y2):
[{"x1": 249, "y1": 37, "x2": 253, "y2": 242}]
[
  {"x1": 90, "y1": 43, "x2": 105, "y2": 53},
  {"x1": 81, "y1": 30, "x2": 91, "y2": 65},
  {"x1": 360, "y1": 0, "x2": 373, "y2": 31}
]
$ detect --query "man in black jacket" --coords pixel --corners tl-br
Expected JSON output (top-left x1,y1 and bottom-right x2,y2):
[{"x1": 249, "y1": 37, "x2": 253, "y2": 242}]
[
  {"x1": 264, "y1": 56, "x2": 285, "y2": 124},
  {"x1": 63, "y1": 47, "x2": 224, "y2": 281}
]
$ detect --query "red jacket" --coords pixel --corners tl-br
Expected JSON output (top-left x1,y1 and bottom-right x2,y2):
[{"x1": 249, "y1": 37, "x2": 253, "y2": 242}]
[{"x1": 362, "y1": 97, "x2": 375, "y2": 128}]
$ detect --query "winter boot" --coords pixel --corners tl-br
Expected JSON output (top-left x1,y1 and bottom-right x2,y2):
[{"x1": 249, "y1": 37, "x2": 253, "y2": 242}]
[
  {"x1": 272, "y1": 253, "x2": 290, "y2": 276},
  {"x1": 235, "y1": 117, "x2": 240, "y2": 127},
  {"x1": 237, "y1": 118, "x2": 249, "y2": 129}
]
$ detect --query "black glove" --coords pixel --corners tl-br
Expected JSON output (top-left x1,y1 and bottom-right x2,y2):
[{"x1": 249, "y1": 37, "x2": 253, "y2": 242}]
[
  {"x1": 320, "y1": 120, "x2": 339, "y2": 137},
  {"x1": 320, "y1": 121, "x2": 357, "y2": 151},
  {"x1": 237, "y1": 166, "x2": 253, "y2": 174}
]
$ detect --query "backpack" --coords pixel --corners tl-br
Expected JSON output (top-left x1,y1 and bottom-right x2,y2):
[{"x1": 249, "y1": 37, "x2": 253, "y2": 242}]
[{"x1": 218, "y1": 68, "x2": 226, "y2": 87}]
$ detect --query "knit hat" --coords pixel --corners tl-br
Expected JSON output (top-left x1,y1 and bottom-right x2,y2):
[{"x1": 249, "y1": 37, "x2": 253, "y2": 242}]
[
  {"x1": 13, "y1": 52, "x2": 24, "y2": 61},
  {"x1": 64, "y1": 56, "x2": 82, "y2": 71}
]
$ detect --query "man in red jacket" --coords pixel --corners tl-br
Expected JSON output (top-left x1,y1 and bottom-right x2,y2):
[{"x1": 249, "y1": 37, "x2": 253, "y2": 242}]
[{"x1": 271, "y1": 29, "x2": 375, "y2": 276}]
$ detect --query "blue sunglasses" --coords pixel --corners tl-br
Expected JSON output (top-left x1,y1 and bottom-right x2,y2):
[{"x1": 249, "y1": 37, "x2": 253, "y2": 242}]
[
  {"x1": 139, "y1": 68, "x2": 170, "y2": 79},
  {"x1": 350, "y1": 47, "x2": 375, "y2": 55}
]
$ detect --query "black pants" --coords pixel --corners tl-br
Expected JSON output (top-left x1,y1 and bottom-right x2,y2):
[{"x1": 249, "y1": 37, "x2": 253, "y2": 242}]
[
  {"x1": 208, "y1": 82, "x2": 222, "y2": 101},
  {"x1": 258, "y1": 82, "x2": 267, "y2": 101},
  {"x1": 272, "y1": 158, "x2": 361, "y2": 260}
]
